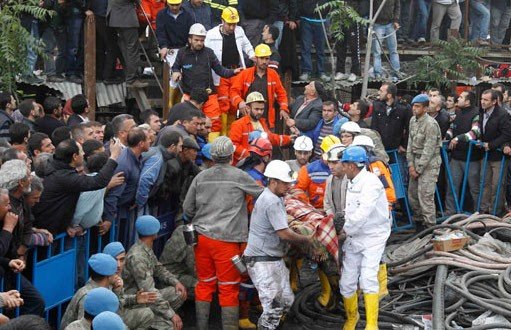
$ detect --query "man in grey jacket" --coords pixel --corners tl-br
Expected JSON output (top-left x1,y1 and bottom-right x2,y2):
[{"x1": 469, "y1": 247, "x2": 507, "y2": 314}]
[
  {"x1": 107, "y1": 0, "x2": 147, "y2": 88},
  {"x1": 286, "y1": 81, "x2": 323, "y2": 135},
  {"x1": 183, "y1": 136, "x2": 263, "y2": 329}
]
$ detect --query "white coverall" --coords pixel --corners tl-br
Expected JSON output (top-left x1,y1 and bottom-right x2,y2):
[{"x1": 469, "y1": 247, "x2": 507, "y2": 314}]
[{"x1": 339, "y1": 168, "x2": 391, "y2": 297}]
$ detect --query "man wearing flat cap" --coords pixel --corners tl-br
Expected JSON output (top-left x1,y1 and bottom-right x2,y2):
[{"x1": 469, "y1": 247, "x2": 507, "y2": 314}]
[
  {"x1": 407, "y1": 94, "x2": 442, "y2": 232},
  {"x1": 123, "y1": 215, "x2": 187, "y2": 330}
]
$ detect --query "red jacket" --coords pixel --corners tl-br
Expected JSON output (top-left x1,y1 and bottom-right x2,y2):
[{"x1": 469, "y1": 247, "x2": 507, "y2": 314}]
[
  {"x1": 229, "y1": 67, "x2": 289, "y2": 129},
  {"x1": 229, "y1": 116, "x2": 291, "y2": 164},
  {"x1": 137, "y1": 0, "x2": 165, "y2": 29}
]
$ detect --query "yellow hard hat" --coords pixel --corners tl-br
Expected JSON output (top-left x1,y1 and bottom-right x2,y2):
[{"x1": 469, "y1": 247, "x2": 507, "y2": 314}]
[
  {"x1": 320, "y1": 135, "x2": 341, "y2": 153},
  {"x1": 254, "y1": 44, "x2": 272, "y2": 57},
  {"x1": 167, "y1": 0, "x2": 182, "y2": 4},
  {"x1": 245, "y1": 92, "x2": 266, "y2": 104},
  {"x1": 222, "y1": 7, "x2": 239, "y2": 24}
]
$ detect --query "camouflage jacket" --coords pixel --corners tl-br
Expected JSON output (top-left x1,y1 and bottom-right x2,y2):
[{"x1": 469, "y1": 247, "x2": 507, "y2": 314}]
[{"x1": 407, "y1": 114, "x2": 442, "y2": 174}]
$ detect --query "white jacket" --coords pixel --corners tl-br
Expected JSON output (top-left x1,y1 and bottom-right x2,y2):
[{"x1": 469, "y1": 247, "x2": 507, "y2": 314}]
[
  {"x1": 205, "y1": 25, "x2": 255, "y2": 86},
  {"x1": 343, "y1": 168, "x2": 391, "y2": 252}
]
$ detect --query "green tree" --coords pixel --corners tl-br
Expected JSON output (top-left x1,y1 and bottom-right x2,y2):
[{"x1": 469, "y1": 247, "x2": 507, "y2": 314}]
[
  {"x1": 411, "y1": 39, "x2": 486, "y2": 91},
  {"x1": 0, "y1": 0, "x2": 51, "y2": 93}
]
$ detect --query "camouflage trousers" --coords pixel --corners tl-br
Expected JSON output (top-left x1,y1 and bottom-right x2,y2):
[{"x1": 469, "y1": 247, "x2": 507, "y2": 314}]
[
  {"x1": 142, "y1": 286, "x2": 186, "y2": 330},
  {"x1": 120, "y1": 306, "x2": 154, "y2": 330},
  {"x1": 177, "y1": 274, "x2": 197, "y2": 300},
  {"x1": 408, "y1": 164, "x2": 440, "y2": 226},
  {"x1": 247, "y1": 259, "x2": 294, "y2": 330}
]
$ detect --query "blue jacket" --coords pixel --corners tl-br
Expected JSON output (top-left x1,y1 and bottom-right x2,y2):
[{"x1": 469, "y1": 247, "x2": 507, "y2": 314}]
[
  {"x1": 156, "y1": 8, "x2": 194, "y2": 49},
  {"x1": 103, "y1": 148, "x2": 142, "y2": 222},
  {"x1": 195, "y1": 136, "x2": 207, "y2": 167},
  {"x1": 136, "y1": 146, "x2": 164, "y2": 209},
  {"x1": 307, "y1": 115, "x2": 347, "y2": 147}
]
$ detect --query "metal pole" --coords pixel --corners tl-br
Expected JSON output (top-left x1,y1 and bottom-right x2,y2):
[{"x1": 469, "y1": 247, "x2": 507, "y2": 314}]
[
  {"x1": 361, "y1": 0, "x2": 389, "y2": 98},
  {"x1": 84, "y1": 15, "x2": 96, "y2": 120}
]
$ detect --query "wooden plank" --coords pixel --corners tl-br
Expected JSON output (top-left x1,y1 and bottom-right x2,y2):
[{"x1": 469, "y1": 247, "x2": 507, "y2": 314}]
[
  {"x1": 84, "y1": 15, "x2": 96, "y2": 120},
  {"x1": 162, "y1": 61, "x2": 170, "y2": 120}
]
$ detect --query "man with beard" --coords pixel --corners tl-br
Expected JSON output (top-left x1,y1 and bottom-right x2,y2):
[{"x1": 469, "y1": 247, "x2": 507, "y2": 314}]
[
  {"x1": 172, "y1": 23, "x2": 241, "y2": 141},
  {"x1": 230, "y1": 44, "x2": 290, "y2": 131},
  {"x1": 35, "y1": 96, "x2": 65, "y2": 137},
  {"x1": 229, "y1": 92, "x2": 293, "y2": 164}
]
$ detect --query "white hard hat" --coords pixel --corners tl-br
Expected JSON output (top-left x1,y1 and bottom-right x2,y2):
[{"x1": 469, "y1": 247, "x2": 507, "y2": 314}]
[
  {"x1": 293, "y1": 136, "x2": 313, "y2": 151},
  {"x1": 323, "y1": 143, "x2": 346, "y2": 162},
  {"x1": 264, "y1": 160, "x2": 296, "y2": 183},
  {"x1": 352, "y1": 135, "x2": 375, "y2": 148},
  {"x1": 340, "y1": 121, "x2": 361, "y2": 134},
  {"x1": 189, "y1": 23, "x2": 207, "y2": 37}
]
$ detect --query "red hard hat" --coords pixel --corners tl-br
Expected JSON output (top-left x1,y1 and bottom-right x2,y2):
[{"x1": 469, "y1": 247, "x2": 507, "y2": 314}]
[{"x1": 249, "y1": 138, "x2": 272, "y2": 158}]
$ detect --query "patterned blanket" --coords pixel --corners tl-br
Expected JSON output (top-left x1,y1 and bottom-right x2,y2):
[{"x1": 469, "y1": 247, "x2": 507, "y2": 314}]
[{"x1": 284, "y1": 190, "x2": 339, "y2": 263}]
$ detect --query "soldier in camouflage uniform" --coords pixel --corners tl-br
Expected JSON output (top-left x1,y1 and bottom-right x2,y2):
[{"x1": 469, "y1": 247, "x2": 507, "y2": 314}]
[
  {"x1": 406, "y1": 94, "x2": 442, "y2": 230},
  {"x1": 159, "y1": 225, "x2": 197, "y2": 298},
  {"x1": 65, "y1": 287, "x2": 119, "y2": 330},
  {"x1": 103, "y1": 242, "x2": 158, "y2": 330},
  {"x1": 61, "y1": 254, "x2": 126, "y2": 329},
  {"x1": 122, "y1": 216, "x2": 187, "y2": 330}
]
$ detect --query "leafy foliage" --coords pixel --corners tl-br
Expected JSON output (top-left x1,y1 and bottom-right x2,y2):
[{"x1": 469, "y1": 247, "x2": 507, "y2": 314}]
[
  {"x1": 316, "y1": 0, "x2": 368, "y2": 42},
  {"x1": 0, "y1": 0, "x2": 52, "y2": 93},
  {"x1": 411, "y1": 39, "x2": 486, "y2": 90}
]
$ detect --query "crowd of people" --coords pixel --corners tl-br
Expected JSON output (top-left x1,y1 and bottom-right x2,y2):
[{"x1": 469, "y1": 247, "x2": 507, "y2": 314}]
[
  {"x1": 0, "y1": 72, "x2": 511, "y2": 329},
  {"x1": 21, "y1": 0, "x2": 511, "y2": 86}
]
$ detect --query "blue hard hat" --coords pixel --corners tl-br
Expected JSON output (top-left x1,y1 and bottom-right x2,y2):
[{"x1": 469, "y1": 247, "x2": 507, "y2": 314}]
[
  {"x1": 135, "y1": 215, "x2": 161, "y2": 236},
  {"x1": 103, "y1": 242, "x2": 125, "y2": 258},
  {"x1": 88, "y1": 253, "x2": 117, "y2": 276},
  {"x1": 341, "y1": 146, "x2": 368, "y2": 163},
  {"x1": 248, "y1": 130, "x2": 262, "y2": 142},
  {"x1": 411, "y1": 94, "x2": 429, "y2": 104},
  {"x1": 202, "y1": 143, "x2": 213, "y2": 161},
  {"x1": 84, "y1": 288, "x2": 120, "y2": 316},
  {"x1": 92, "y1": 311, "x2": 125, "y2": 330}
]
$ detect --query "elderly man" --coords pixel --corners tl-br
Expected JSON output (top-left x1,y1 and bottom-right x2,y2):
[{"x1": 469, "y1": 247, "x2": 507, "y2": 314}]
[
  {"x1": 428, "y1": 95, "x2": 450, "y2": 139},
  {"x1": 287, "y1": 81, "x2": 324, "y2": 135},
  {"x1": 183, "y1": 136, "x2": 264, "y2": 329},
  {"x1": 0, "y1": 161, "x2": 45, "y2": 316}
]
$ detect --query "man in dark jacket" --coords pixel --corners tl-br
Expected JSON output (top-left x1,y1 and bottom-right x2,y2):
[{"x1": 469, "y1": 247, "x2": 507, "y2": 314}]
[
  {"x1": 107, "y1": 0, "x2": 147, "y2": 88},
  {"x1": 156, "y1": 0, "x2": 194, "y2": 59},
  {"x1": 272, "y1": 0, "x2": 299, "y2": 47},
  {"x1": 103, "y1": 128, "x2": 150, "y2": 244},
  {"x1": 33, "y1": 138, "x2": 121, "y2": 234},
  {"x1": 239, "y1": 0, "x2": 279, "y2": 46},
  {"x1": 287, "y1": 81, "x2": 323, "y2": 135},
  {"x1": 183, "y1": 0, "x2": 213, "y2": 30},
  {"x1": 67, "y1": 94, "x2": 89, "y2": 127},
  {"x1": 371, "y1": 0, "x2": 401, "y2": 81},
  {"x1": 445, "y1": 90, "x2": 482, "y2": 214},
  {"x1": 0, "y1": 93, "x2": 16, "y2": 142},
  {"x1": 35, "y1": 96, "x2": 65, "y2": 137},
  {"x1": 478, "y1": 89, "x2": 511, "y2": 215},
  {"x1": 370, "y1": 82, "x2": 412, "y2": 152},
  {"x1": 428, "y1": 95, "x2": 450, "y2": 139}
]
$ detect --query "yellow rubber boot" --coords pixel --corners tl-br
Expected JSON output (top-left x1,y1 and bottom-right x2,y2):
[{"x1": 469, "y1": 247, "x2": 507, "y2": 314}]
[
  {"x1": 289, "y1": 258, "x2": 302, "y2": 293},
  {"x1": 364, "y1": 293, "x2": 379, "y2": 330},
  {"x1": 342, "y1": 293, "x2": 359, "y2": 330},
  {"x1": 208, "y1": 131, "x2": 220, "y2": 143},
  {"x1": 317, "y1": 270, "x2": 332, "y2": 307},
  {"x1": 239, "y1": 300, "x2": 256, "y2": 329},
  {"x1": 221, "y1": 113, "x2": 228, "y2": 136},
  {"x1": 378, "y1": 263, "x2": 388, "y2": 299}
]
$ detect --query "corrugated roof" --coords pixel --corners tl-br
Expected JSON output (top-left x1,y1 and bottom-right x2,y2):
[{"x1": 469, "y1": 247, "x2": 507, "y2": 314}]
[{"x1": 21, "y1": 79, "x2": 126, "y2": 106}]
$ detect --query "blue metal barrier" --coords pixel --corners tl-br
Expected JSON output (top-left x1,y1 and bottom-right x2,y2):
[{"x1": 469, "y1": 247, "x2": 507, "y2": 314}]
[
  {"x1": 32, "y1": 234, "x2": 76, "y2": 324},
  {"x1": 387, "y1": 149, "x2": 414, "y2": 231},
  {"x1": 459, "y1": 141, "x2": 508, "y2": 215}
]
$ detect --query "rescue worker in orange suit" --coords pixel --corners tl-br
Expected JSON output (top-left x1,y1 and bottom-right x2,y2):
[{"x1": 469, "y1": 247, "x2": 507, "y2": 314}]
[
  {"x1": 229, "y1": 91, "x2": 293, "y2": 164},
  {"x1": 205, "y1": 6, "x2": 255, "y2": 135},
  {"x1": 294, "y1": 135, "x2": 340, "y2": 209},
  {"x1": 352, "y1": 135, "x2": 397, "y2": 208},
  {"x1": 236, "y1": 137, "x2": 272, "y2": 329},
  {"x1": 230, "y1": 44, "x2": 290, "y2": 132},
  {"x1": 172, "y1": 23, "x2": 242, "y2": 141},
  {"x1": 183, "y1": 136, "x2": 264, "y2": 330},
  {"x1": 137, "y1": 0, "x2": 165, "y2": 61}
]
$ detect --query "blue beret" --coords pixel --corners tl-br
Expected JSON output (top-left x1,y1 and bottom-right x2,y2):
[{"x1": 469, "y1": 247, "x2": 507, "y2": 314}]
[
  {"x1": 202, "y1": 143, "x2": 212, "y2": 161},
  {"x1": 92, "y1": 311, "x2": 125, "y2": 330},
  {"x1": 103, "y1": 242, "x2": 125, "y2": 258},
  {"x1": 411, "y1": 94, "x2": 429, "y2": 104},
  {"x1": 88, "y1": 253, "x2": 117, "y2": 276},
  {"x1": 136, "y1": 215, "x2": 161, "y2": 236},
  {"x1": 332, "y1": 117, "x2": 349, "y2": 137},
  {"x1": 84, "y1": 288, "x2": 119, "y2": 316}
]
